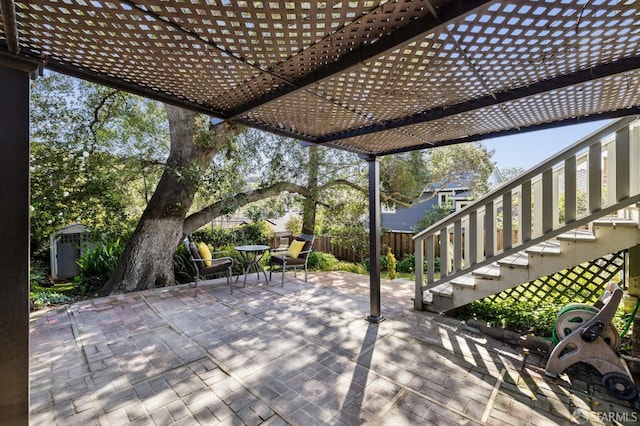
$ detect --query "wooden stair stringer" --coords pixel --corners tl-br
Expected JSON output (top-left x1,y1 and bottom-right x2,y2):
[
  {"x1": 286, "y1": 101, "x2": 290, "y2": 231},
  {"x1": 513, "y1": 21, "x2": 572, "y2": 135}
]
[{"x1": 424, "y1": 222, "x2": 640, "y2": 313}]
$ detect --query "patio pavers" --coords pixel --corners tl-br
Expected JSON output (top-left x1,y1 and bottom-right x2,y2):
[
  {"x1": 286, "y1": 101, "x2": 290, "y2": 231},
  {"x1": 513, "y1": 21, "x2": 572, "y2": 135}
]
[{"x1": 30, "y1": 272, "x2": 638, "y2": 425}]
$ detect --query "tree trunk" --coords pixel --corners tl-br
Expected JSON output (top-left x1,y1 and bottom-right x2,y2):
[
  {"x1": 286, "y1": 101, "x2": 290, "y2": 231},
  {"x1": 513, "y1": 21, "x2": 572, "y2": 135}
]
[
  {"x1": 301, "y1": 144, "x2": 319, "y2": 235},
  {"x1": 101, "y1": 106, "x2": 218, "y2": 294}
]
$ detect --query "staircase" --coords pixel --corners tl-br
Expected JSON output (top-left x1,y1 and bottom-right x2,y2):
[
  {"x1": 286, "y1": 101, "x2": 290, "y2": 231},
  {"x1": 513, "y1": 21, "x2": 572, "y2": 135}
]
[{"x1": 413, "y1": 116, "x2": 640, "y2": 313}]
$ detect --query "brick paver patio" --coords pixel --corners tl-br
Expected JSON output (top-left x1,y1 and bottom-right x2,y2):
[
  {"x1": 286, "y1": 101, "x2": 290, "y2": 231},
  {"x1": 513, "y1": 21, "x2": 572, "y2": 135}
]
[{"x1": 30, "y1": 271, "x2": 638, "y2": 425}]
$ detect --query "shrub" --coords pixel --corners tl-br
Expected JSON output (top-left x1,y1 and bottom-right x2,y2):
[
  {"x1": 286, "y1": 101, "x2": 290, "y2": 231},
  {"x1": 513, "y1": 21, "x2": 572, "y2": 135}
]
[
  {"x1": 386, "y1": 249, "x2": 398, "y2": 280},
  {"x1": 307, "y1": 251, "x2": 339, "y2": 271},
  {"x1": 336, "y1": 261, "x2": 368, "y2": 275},
  {"x1": 456, "y1": 299, "x2": 560, "y2": 336},
  {"x1": 231, "y1": 222, "x2": 272, "y2": 246},
  {"x1": 30, "y1": 291, "x2": 73, "y2": 310},
  {"x1": 74, "y1": 239, "x2": 124, "y2": 295},
  {"x1": 190, "y1": 227, "x2": 233, "y2": 251},
  {"x1": 30, "y1": 260, "x2": 48, "y2": 289},
  {"x1": 396, "y1": 253, "x2": 439, "y2": 274},
  {"x1": 173, "y1": 243, "x2": 193, "y2": 284},
  {"x1": 189, "y1": 222, "x2": 272, "y2": 251}
]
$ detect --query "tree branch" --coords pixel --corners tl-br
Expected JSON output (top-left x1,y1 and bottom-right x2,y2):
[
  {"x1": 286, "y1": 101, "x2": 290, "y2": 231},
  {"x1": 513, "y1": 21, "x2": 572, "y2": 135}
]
[
  {"x1": 89, "y1": 90, "x2": 120, "y2": 148},
  {"x1": 323, "y1": 179, "x2": 430, "y2": 208},
  {"x1": 183, "y1": 182, "x2": 311, "y2": 234}
]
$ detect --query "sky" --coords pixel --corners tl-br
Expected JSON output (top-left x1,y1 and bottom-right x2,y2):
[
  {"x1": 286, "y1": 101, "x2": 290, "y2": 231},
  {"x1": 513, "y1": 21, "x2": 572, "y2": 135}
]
[{"x1": 482, "y1": 119, "x2": 612, "y2": 172}]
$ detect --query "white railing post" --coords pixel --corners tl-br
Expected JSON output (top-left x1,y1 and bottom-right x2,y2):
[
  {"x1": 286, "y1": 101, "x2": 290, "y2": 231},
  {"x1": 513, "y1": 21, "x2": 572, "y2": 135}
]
[
  {"x1": 415, "y1": 239, "x2": 424, "y2": 310},
  {"x1": 616, "y1": 126, "x2": 630, "y2": 202},
  {"x1": 502, "y1": 192, "x2": 512, "y2": 251},
  {"x1": 564, "y1": 156, "x2": 577, "y2": 224},
  {"x1": 589, "y1": 143, "x2": 602, "y2": 213},
  {"x1": 533, "y1": 178, "x2": 543, "y2": 237},
  {"x1": 542, "y1": 169, "x2": 553, "y2": 233},
  {"x1": 630, "y1": 125, "x2": 640, "y2": 196},
  {"x1": 454, "y1": 219, "x2": 462, "y2": 271},
  {"x1": 485, "y1": 201, "x2": 495, "y2": 258},
  {"x1": 521, "y1": 180, "x2": 532, "y2": 243},
  {"x1": 427, "y1": 234, "x2": 435, "y2": 284},
  {"x1": 552, "y1": 167, "x2": 560, "y2": 228},
  {"x1": 439, "y1": 226, "x2": 449, "y2": 278},
  {"x1": 469, "y1": 210, "x2": 478, "y2": 265}
]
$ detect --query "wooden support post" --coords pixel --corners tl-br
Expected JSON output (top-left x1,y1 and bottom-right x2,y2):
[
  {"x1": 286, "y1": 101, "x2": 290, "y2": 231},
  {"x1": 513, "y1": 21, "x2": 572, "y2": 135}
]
[
  {"x1": 0, "y1": 63, "x2": 33, "y2": 425},
  {"x1": 362, "y1": 155, "x2": 384, "y2": 323}
]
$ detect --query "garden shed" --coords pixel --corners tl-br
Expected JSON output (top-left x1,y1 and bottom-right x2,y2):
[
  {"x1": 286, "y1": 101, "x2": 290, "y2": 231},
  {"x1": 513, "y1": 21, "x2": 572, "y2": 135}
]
[{"x1": 49, "y1": 223, "x2": 94, "y2": 280}]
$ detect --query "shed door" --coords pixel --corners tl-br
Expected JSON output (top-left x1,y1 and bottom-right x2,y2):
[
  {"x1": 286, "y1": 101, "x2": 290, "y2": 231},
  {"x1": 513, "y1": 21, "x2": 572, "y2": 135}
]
[{"x1": 56, "y1": 234, "x2": 81, "y2": 279}]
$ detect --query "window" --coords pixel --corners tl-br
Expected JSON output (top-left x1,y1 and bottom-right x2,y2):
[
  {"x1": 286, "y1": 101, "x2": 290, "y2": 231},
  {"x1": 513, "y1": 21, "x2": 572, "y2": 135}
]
[
  {"x1": 438, "y1": 192, "x2": 453, "y2": 206},
  {"x1": 455, "y1": 201, "x2": 471, "y2": 211},
  {"x1": 382, "y1": 203, "x2": 396, "y2": 214}
]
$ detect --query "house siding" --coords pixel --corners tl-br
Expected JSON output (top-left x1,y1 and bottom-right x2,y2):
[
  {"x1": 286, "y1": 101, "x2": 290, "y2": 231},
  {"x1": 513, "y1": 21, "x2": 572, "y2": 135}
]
[{"x1": 382, "y1": 197, "x2": 440, "y2": 232}]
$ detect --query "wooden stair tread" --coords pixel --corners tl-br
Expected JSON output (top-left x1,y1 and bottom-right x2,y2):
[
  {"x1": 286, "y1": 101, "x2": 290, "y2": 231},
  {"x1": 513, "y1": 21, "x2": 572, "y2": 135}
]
[
  {"x1": 430, "y1": 283, "x2": 453, "y2": 297},
  {"x1": 498, "y1": 252, "x2": 529, "y2": 268},
  {"x1": 526, "y1": 241, "x2": 560, "y2": 255},
  {"x1": 450, "y1": 275, "x2": 476, "y2": 287},
  {"x1": 592, "y1": 218, "x2": 638, "y2": 228},
  {"x1": 557, "y1": 229, "x2": 596, "y2": 241},
  {"x1": 472, "y1": 263, "x2": 500, "y2": 278}
]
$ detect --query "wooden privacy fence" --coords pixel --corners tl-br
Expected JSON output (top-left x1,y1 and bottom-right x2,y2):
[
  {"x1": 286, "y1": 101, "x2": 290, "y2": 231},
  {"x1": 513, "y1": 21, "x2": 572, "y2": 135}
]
[
  {"x1": 271, "y1": 231, "x2": 416, "y2": 263},
  {"x1": 271, "y1": 229, "x2": 522, "y2": 264}
]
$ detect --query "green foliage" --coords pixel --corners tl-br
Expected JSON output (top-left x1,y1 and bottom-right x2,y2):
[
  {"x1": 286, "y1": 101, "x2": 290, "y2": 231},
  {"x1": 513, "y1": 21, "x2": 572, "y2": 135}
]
[
  {"x1": 456, "y1": 299, "x2": 560, "y2": 336},
  {"x1": 396, "y1": 253, "x2": 439, "y2": 274},
  {"x1": 413, "y1": 202, "x2": 454, "y2": 233},
  {"x1": 285, "y1": 215, "x2": 303, "y2": 235},
  {"x1": 558, "y1": 189, "x2": 588, "y2": 223},
  {"x1": 386, "y1": 249, "x2": 398, "y2": 280},
  {"x1": 189, "y1": 222, "x2": 272, "y2": 250},
  {"x1": 30, "y1": 73, "x2": 167, "y2": 255},
  {"x1": 307, "y1": 251, "x2": 339, "y2": 270},
  {"x1": 335, "y1": 261, "x2": 368, "y2": 275},
  {"x1": 396, "y1": 253, "x2": 415, "y2": 273},
  {"x1": 173, "y1": 243, "x2": 193, "y2": 284},
  {"x1": 500, "y1": 166, "x2": 526, "y2": 182},
  {"x1": 74, "y1": 239, "x2": 125, "y2": 295},
  {"x1": 324, "y1": 199, "x2": 369, "y2": 263},
  {"x1": 190, "y1": 226, "x2": 234, "y2": 251},
  {"x1": 456, "y1": 296, "x2": 634, "y2": 343},
  {"x1": 425, "y1": 143, "x2": 495, "y2": 197},
  {"x1": 30, "y1": 291, "x2": 73, "y2": 310},
  {"x1": 30, "y1": 260, "x2": 48, "y2": 289},
  {"x1": 231, "y1": 221, "x2": 272, "y2": 245},
  {"x1": 381, "y1": 151, "x2": 430, "y2": 200}
]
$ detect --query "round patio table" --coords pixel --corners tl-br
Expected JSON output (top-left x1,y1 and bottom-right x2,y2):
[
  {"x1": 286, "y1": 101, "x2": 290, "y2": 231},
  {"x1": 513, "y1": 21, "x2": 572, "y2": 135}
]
[{"x1": 234, "y1": 245, "x2": 270, "y2": 286}]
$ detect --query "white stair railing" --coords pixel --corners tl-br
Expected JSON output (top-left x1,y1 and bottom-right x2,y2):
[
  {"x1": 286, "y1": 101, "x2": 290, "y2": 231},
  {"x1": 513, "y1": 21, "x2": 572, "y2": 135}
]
[{"x1": 413, "y1": 116, "x2": 640, "y2": 310}]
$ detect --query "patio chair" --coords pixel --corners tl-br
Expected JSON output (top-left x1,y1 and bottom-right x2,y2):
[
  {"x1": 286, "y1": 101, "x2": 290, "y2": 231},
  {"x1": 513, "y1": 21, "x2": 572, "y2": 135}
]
[
  {"x1": 183, "y1": 237, "x2": 234, "y2": 295},
  {"x1": 269, "y1": 234, "x2": 315, "y2": 286}
]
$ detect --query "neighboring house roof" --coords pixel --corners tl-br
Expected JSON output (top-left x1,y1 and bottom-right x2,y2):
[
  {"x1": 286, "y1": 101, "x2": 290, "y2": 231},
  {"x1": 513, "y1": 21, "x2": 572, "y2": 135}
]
[
  {"x1": 382, "y1": 168, "x2": 503, "y2": 232},
  {"x1": 488, "y1": 168, "x2": 505, "y2": 187}
]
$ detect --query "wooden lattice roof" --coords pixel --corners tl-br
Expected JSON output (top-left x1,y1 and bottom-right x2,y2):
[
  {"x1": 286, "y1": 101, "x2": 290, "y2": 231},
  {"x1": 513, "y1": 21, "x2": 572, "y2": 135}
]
[{"x1": 2, "y1": 0, "x2": 640, "y2": 155}]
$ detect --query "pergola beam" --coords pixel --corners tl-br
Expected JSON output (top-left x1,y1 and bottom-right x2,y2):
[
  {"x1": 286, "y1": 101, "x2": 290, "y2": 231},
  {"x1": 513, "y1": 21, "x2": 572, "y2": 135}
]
[
  {"x1": 0, "y1": 0, "x2": 18, "y2": 53},
  {"x1": 375, "y1": 108, "x2": 640, "y2": 156},
  {"x1": 317, "y1": 55, "x2": 640, "y2": 144}
]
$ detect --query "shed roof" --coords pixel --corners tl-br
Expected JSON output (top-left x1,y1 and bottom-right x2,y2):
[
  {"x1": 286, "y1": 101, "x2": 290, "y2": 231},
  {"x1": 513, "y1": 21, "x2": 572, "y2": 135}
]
[{"x1": 2, "y1": 0, "x2": 639, "y2": 155}]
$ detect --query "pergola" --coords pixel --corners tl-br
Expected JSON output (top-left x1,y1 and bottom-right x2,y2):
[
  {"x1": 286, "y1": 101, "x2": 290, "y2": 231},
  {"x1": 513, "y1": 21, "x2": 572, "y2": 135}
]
[{"x1": 1, "y1": 1, "x2": 640, "y2": 423}]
